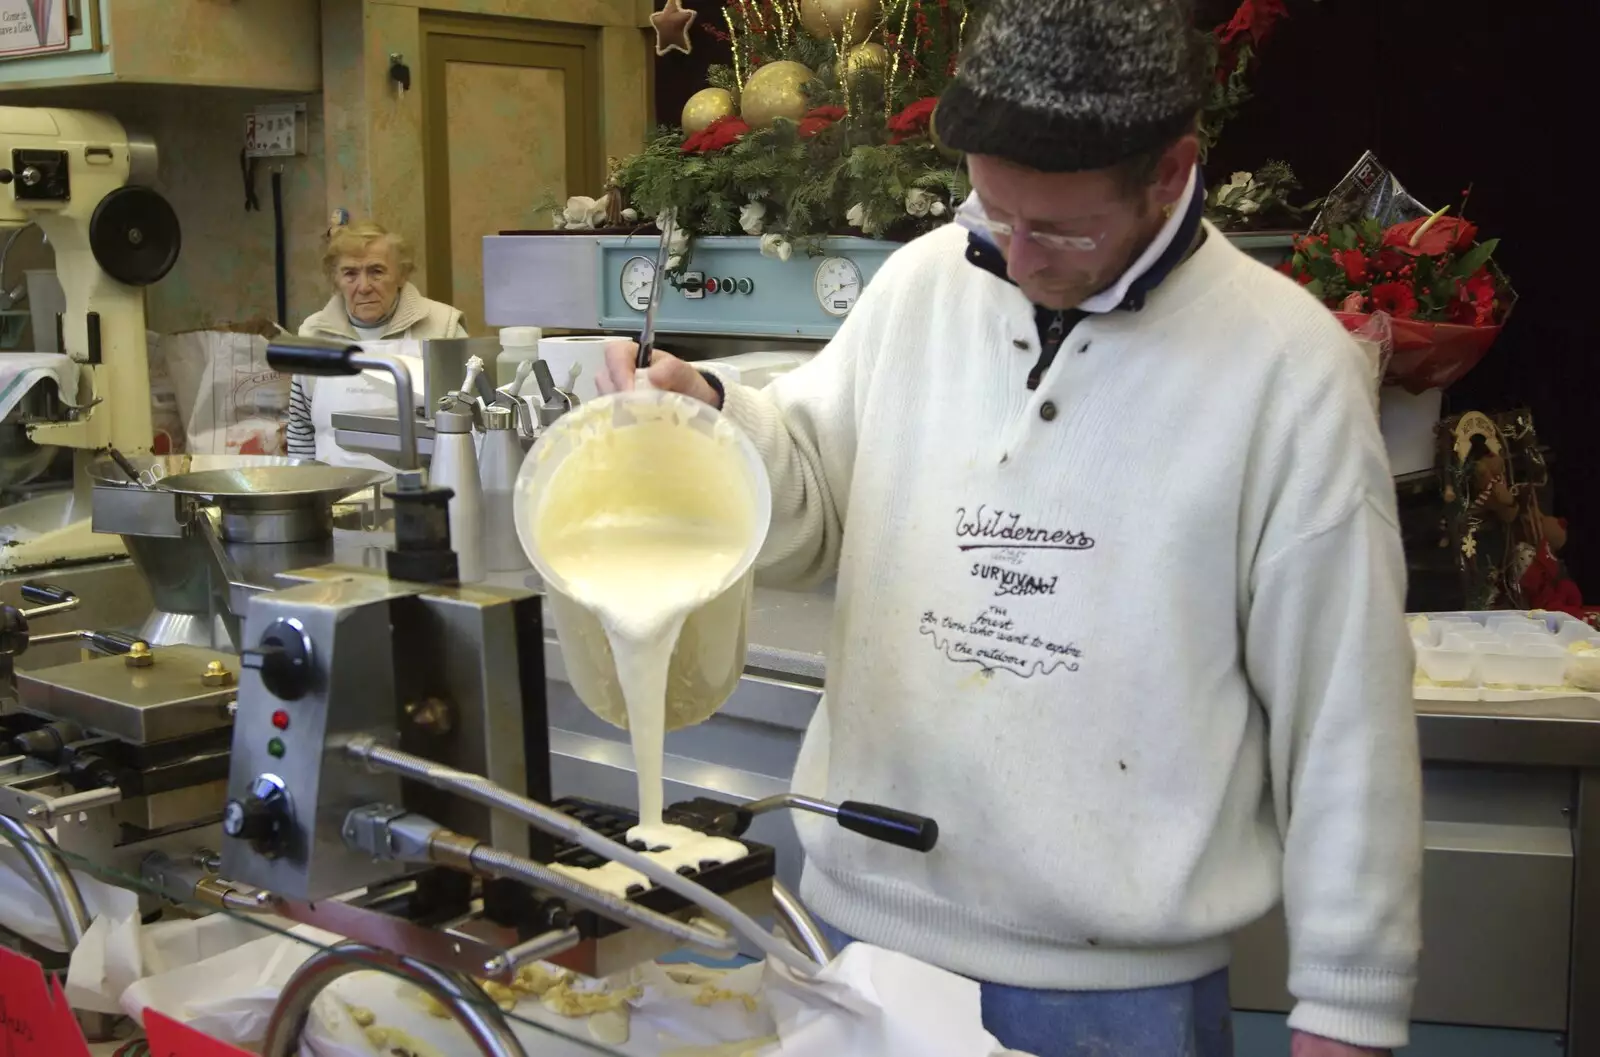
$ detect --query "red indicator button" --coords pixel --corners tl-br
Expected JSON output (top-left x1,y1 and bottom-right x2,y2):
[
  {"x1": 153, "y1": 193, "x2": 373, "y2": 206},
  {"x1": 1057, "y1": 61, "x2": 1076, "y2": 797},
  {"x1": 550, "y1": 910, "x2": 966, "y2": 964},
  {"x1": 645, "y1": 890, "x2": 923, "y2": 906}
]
[
  {"x1": 705, "y1": 277, "x2": 720, "y2": 294},
  {"x1": 272, "y1": 710, "x2": 290, "y2": 731}
]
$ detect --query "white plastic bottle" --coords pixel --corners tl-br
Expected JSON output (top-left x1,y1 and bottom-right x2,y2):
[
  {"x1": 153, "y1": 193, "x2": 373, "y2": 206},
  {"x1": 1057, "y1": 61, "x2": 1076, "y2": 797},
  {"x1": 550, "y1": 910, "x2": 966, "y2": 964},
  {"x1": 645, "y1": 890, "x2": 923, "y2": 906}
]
[
  {"x1": 430, "y1": 400, "x2": 485, "y2": 583},
  {"x1": 496, "y1": 326, "x2": 542, "y2": 388},
  {"x1": 479, "y1": 405, "x2": 530, "y2": 572}
]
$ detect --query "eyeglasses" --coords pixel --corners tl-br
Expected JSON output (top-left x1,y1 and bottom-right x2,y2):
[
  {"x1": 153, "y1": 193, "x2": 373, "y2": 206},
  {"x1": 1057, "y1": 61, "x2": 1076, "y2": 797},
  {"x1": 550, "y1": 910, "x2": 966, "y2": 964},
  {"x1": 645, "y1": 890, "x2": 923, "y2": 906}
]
[{"x1": 955, "y1": 194, "x2": 1103, "y2": 253}]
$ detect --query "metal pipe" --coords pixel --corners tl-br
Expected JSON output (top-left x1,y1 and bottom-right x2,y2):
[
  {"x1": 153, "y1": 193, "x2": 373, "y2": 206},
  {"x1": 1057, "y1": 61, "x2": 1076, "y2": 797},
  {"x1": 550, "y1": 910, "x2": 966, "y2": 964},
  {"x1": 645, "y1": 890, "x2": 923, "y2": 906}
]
[
  {"x1": 771, "y1": 880, "x2": 834, "y2": 967},
  {"x1": 262, "y1": 942, "x2": 525, "y2": 1057},
  {"x1": 25, "y1": 785, "x2": 121, "y2": 824},
  {"x1": 346, "y1": 738, "x2": 817, "y2": 972},
  {"x1": 21, "y1": 600, "x2": 80, "y2": 621},
  {"x1": 0, "y1": 814, "x2": 90, "y2": 945},
  {"x1": 747, "y1": 793, "x2": 838, "y2": 821},
  {"x1": 350, "y1": 353, "x2": 419, "y2": 470}
]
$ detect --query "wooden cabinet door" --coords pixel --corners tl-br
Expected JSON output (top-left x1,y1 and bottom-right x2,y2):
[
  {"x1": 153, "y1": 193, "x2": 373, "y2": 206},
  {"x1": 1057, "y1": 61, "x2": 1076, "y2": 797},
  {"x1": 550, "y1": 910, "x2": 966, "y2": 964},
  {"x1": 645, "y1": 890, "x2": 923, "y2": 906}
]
[{"x1": 422, "y1": 17, "x2": 601, "y2": 331}]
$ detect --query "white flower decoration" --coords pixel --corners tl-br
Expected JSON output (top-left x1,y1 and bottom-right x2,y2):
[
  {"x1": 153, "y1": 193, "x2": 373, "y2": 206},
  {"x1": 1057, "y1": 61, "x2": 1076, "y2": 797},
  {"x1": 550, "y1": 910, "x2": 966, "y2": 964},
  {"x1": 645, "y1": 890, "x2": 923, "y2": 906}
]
[
  {"x1": 759, "y1": 233, "x2": 792, "y2": 262},
  {"x1": 905, "y1": 188, "x2": 936, "y2": 218},
  {"x1": 1236, "y1": 198, "x2": 1261, "y2": 215},
  {"x1": 1224, "y1": 171, "x2": 1254, "y2": 194},
  {"x1": 551, "y1": 212, "x2": 567, "y2": 230},
  {"x1": 668, "y1": 227, "x2": 691, "y2": 255},
  {"x1": 845, "y1": 202, "x2": 869, "y2": 230},
  {"x1": 740, "y1": 200, "x2": 768, "y2": 235},
  {"x1": 584, "y1": 193, "x2": 611, "y2": 229},
  {"x1": 666, "y1": 254, "x2": 684, "y2": 271},
  {"x1": 930, "y1": 200, "x2": 948, "y2": 217},
  {"x1": 621, "y1": 208, "x2": 639, "y2": 223}
]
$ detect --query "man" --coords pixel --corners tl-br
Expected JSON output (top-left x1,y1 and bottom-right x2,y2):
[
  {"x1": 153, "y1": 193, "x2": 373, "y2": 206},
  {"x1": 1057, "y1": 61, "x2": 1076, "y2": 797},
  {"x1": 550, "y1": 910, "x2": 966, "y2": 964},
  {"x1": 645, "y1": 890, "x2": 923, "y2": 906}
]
[{"x1": 599, "y1": 1, "x2": 1422, "y2": 1053}]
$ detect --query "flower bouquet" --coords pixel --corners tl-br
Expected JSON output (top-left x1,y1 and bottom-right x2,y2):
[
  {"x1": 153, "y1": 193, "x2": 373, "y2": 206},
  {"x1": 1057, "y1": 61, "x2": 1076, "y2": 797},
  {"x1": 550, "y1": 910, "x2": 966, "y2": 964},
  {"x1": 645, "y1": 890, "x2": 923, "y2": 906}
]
[{"x1": 1284, "y1": 208, "x2": 1513, "y2": 393}]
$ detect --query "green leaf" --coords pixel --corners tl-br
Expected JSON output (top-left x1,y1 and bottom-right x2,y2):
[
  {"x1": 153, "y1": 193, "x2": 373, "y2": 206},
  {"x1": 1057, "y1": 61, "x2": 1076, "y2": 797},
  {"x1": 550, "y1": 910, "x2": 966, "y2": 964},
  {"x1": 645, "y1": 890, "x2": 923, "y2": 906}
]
[
  {"x1": 1454, "y1": 238, "x2": 1499, "y2": 279},
  {"x1": 1330, "y1": 225, "x2": 1356, "y2": 251},
  {"x1": 1306, "y1": 279, "x2": 1325, "y2": 299}
]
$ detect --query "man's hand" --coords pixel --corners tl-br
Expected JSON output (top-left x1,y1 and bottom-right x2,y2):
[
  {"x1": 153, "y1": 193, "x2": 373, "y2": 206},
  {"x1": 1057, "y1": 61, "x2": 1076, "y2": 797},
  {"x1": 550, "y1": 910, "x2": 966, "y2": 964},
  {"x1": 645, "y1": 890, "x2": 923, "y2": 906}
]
[
  {"x1": 1291, "y1": 1030, "x2": 1389, "y2": 1057},
  {"x1": 595, "y1": 340, "x2": 722, "y2": 407}
]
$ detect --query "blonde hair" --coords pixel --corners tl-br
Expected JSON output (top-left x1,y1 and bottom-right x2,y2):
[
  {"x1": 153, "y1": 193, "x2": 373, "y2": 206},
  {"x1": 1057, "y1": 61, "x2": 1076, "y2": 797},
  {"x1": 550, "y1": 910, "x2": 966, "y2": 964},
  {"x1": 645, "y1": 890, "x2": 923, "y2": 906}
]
[{"x1": 324, "y1": 221, "x2": 414, "y2": 281}]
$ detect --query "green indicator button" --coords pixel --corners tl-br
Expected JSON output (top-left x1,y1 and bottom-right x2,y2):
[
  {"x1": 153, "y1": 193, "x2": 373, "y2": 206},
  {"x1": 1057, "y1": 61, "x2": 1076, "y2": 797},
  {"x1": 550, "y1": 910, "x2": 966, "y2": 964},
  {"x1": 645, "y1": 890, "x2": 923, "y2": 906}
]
[{"x1": 267, "y1": 737, "x2": 286, "y2": 758}]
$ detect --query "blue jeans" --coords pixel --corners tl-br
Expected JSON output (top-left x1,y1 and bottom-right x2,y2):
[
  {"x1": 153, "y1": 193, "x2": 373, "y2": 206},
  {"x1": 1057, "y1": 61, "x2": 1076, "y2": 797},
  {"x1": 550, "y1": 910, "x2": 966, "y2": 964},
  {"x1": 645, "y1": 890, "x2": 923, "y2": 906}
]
[{"x1": 815, "y1": 920, "x2": 1234, "y2": 1057}]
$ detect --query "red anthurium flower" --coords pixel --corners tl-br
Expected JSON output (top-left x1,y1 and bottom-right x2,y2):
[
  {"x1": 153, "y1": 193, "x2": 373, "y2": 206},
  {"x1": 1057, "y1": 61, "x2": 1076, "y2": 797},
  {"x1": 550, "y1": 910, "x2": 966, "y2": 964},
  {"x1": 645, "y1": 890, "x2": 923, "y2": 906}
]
[
  {"x1": 1217, "y1": 0, "x2": 1290, "y2": 46},
  {"x1": 682, "y1": 115, "x2": 752, "y2": 154},
  {"x1": 1382, "y1": 215, "x2": 1479, "y2": 257}
]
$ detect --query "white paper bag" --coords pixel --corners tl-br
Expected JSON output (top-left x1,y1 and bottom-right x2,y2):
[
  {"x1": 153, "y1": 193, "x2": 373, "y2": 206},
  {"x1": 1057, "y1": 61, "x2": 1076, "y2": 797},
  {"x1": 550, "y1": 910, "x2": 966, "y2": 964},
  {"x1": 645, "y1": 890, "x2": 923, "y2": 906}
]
[{"x1": 161, "y1": 320, "x2": 290, "y2": 456}]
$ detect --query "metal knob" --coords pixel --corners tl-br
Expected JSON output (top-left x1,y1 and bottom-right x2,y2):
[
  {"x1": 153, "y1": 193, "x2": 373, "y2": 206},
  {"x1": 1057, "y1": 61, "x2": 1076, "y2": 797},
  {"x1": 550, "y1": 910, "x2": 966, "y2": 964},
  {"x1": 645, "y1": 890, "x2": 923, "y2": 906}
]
[
  {"x1": 223, "y1": 775, "x2": 290, "y2": 857},
  {"x1": 19, "y1": 166, "x2": 42, "y2": 187}
]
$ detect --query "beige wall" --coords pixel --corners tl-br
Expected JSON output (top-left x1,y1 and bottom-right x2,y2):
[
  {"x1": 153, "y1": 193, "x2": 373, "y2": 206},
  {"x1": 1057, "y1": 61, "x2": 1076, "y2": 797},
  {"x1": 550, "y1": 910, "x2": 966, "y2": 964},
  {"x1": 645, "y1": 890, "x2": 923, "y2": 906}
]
[
  {"x1": 321, "y1": 0, "x2": 652, "y2": 299},
  {"x1": 3, "y1": 85, "x2": 328, "y2": 336}
]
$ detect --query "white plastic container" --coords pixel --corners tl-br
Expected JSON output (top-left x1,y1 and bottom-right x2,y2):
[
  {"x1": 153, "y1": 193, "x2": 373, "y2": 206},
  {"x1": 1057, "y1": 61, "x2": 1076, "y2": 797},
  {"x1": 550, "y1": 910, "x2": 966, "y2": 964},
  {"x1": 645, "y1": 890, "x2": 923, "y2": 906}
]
[
  {"x1": 1378, "y1": 386, "x2": 1444, "y2": 476},
  {"x1": 1476, "y1": 644, "x2": 1568, "y2": 690},
  {"x1": 1568, "y1": 650, "x2": 1600, "y2": 692},
  {"x1": 1415, "y1": 644, "x2": 1476, "y2": 686},
  {"x1": 496, "y1": 326, "x2": 543, "y2": 388},
  {"x1": 513, "y1": 389, "x2": 771, "y2": 732}
]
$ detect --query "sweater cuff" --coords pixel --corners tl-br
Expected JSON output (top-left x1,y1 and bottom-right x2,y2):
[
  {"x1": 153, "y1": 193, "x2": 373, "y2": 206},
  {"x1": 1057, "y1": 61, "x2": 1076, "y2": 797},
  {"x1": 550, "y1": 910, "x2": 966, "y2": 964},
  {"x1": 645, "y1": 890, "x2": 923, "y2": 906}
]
[{"x1": 1287, "y1": 966, "x2": 1416, "y2": 1050}]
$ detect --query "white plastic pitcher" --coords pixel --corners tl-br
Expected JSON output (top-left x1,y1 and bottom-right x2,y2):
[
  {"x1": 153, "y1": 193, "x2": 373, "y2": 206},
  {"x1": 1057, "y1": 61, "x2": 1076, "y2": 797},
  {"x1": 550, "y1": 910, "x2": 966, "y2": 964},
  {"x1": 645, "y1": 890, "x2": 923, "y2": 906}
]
[{"x1": 513, "y1": 389, "x2": 771, "y2": 732}]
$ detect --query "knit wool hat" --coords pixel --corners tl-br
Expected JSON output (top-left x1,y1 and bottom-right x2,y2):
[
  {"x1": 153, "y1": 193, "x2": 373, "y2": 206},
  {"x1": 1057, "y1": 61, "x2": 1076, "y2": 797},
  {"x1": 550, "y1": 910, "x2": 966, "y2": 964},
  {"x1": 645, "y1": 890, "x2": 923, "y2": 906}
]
[{"x1": 936, "y1": 0, "x2": 1209, "y2": 173}]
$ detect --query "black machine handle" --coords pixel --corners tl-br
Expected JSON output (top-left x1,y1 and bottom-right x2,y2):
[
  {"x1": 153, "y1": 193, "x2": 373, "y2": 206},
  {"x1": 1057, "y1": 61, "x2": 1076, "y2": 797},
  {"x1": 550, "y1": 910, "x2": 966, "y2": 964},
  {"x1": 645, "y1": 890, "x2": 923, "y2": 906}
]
[
  {"x1": 82, "y1": 630, "x2": 144, "y2": 656},
  {"x1": 266, "y1": 338, "x2": 364, "y2": 377},
  {"x1": 836, "y1": 801, "x2": 939, "y2": 853},
  {"x1": 717, "y1": 793, "x2": 940, "y2": 854},
  {"x1": 20, "y1": 582, "x2": 76, "y2": 607}
]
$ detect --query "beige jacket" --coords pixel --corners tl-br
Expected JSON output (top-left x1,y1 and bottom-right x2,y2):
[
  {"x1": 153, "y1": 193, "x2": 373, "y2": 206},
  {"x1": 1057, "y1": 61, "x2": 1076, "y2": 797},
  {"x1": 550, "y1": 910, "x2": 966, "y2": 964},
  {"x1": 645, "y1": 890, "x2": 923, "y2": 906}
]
[
  {"x1": 297, "y1": 281, "x2": 467, "y2": 342},
  {"x1": 287, "y1": 283, "x2": 467, "y2": 457}
]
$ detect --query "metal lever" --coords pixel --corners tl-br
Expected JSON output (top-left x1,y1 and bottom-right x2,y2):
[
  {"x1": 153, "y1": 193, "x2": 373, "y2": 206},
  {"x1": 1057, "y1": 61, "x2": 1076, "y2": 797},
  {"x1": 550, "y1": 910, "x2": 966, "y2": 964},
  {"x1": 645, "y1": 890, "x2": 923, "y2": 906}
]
[
  {"x1": 744, "y1": 793, "x2": 940, "y2": 853},
  {"x1": 20, "y1": 582, "x2": 80, "y2": 618},
  {"x1": 266, "y1": 339, "x2": 419, "y2": 470}
]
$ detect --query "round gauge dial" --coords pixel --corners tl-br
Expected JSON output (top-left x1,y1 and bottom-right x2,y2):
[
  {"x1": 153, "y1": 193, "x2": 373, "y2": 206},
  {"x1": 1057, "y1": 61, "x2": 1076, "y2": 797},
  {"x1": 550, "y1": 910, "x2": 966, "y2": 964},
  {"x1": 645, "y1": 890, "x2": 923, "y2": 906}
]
[
  {"x1": 814, "y1": 257, "x2": 863, "y2": 318},
  {"x1": 620, "y1": 255, "x2": 657, "y2": 312}
]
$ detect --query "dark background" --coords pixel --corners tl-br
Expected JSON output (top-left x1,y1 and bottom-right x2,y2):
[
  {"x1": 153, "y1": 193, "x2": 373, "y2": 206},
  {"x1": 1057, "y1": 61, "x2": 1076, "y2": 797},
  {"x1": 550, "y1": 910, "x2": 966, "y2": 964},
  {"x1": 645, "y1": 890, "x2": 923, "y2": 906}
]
[{"x1": 652, "y1": 1, "x2": 1598, "y2": 598}]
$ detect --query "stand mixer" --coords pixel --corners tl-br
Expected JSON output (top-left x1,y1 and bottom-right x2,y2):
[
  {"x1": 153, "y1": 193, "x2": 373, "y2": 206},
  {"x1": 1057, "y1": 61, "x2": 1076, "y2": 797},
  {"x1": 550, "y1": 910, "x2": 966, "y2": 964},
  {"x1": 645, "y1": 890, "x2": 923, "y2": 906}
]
[{"x1": 1, "y1": 105, "x2": 180, "y2": 573}]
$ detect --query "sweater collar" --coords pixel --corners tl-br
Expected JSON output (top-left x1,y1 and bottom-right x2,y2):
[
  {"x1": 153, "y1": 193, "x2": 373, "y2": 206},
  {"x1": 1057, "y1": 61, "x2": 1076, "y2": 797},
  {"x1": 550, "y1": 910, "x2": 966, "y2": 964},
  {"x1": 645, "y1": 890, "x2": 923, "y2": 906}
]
[
  {"x1": 307, "y1": 282, "x2": 431, "y2": 341},
  {"x1": 962, "y1": 165, "x2": 1206, "y2": 314}
]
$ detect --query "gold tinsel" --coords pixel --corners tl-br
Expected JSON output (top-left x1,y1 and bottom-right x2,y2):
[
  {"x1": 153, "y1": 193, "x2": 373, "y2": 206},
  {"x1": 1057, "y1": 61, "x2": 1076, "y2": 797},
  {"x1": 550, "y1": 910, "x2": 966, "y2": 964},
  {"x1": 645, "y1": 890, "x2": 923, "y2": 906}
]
[{"x1": 885, "y1": 0, "x2": 914, "y2": 119}]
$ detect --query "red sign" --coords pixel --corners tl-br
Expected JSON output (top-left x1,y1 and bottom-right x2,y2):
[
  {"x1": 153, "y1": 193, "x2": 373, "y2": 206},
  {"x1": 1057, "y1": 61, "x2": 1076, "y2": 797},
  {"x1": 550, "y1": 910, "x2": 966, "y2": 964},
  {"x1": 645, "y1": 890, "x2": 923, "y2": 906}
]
[
  {"x1": 0, "y1": 946, "x2": 90, "y2": 1057},
  {"x1": 143, "y1": 1010, "x2": 253, "y2": 1057}
]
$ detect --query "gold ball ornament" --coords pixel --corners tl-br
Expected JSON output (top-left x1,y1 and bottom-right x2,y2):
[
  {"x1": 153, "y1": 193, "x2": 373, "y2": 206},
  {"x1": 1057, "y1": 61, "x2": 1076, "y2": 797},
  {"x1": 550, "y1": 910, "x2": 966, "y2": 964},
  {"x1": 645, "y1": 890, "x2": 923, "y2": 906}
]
[
  {"x1": 840, "y1": 42, "x2": 887, "y2": 87},
  {"x1": 740, "y1": 61, "x2": 815, "y2": 128},
  {"x1": 799, "y1": 0, "x2": 875, "y2": 47},
  {"x1": 681, "y1": 88, "x2": 737, "y2": 134}
]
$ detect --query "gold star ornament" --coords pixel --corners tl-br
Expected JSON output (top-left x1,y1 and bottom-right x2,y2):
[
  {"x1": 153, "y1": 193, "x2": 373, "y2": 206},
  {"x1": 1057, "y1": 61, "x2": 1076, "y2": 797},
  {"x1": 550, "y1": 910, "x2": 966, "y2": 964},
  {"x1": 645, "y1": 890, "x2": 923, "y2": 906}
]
[{"x1": 651, "y1": 0, "x2": 697, "y2": 57}]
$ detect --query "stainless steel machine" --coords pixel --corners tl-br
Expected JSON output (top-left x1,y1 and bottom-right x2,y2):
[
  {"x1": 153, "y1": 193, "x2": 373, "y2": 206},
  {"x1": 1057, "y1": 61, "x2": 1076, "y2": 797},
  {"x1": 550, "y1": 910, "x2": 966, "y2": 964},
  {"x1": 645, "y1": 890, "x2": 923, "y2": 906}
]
[{"x1": 0, "y1": 335, "x2": 940, "y2": 1056}]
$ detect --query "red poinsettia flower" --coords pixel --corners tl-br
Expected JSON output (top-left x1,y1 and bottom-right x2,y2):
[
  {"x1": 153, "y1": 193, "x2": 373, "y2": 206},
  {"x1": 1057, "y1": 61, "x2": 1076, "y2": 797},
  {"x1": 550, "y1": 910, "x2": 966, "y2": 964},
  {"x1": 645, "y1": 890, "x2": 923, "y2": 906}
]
[
  {"x1": 797, "y1": 105, "x2": 847, "y2": 139},
  {"x1": 1382, "y1": 215, "x2": 1479, "y2": 257},
  {"x1": 1369, "y1": 281, "x2": 1419, "y2": 319},
  {"x1": 1217, "y1": 0, "x2": 1290, "y2": 46},
  {"x1": 1333, "y1": 249, "x2": 1368, "y2": 285},
  {"x1": 888, "y1": 97, "x2": 939, "y2": 144},
  {"x1": 681, "y1": 114, "x2": 752, "y2": 154}
]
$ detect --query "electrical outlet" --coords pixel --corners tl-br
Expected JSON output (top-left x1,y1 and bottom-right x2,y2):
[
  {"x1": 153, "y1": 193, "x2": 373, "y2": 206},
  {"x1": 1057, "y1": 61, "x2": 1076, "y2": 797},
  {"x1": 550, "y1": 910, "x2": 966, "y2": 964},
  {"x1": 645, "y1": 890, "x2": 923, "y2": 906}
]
[{"x1": 245, "y1": 104, "x2": 303, "y2": 158}]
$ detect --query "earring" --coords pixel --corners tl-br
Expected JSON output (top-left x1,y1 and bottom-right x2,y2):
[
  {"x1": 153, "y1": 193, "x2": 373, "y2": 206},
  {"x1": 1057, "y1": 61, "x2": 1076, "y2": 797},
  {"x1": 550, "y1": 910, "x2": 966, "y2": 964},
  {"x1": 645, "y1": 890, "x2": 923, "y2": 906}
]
[{"x1": 1162, "y1": 203, "x2": 1176, "y2": 220}]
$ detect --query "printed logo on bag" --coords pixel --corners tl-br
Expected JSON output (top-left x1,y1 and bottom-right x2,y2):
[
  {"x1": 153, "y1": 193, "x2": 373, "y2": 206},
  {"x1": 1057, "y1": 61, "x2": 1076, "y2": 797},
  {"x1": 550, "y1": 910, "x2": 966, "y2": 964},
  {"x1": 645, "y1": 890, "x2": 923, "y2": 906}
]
[{"x1": 916, "y1": 505, "x2": 1092, "y2": 680}]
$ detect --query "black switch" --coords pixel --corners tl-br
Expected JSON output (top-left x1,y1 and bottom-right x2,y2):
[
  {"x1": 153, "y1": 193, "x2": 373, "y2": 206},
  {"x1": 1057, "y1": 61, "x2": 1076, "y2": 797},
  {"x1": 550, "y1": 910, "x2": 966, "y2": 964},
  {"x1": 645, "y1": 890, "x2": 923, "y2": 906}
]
[{"x1": 241, "y1": 618, "x2": 314, "y2": 700}]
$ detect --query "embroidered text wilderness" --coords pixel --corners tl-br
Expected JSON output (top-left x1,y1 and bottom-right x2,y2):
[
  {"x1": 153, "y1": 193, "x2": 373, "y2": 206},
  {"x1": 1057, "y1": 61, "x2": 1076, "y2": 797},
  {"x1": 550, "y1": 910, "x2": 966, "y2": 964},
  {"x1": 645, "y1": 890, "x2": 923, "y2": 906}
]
[{"x1": 955, "y1": 505, "x2": 1096, "y2": 551}]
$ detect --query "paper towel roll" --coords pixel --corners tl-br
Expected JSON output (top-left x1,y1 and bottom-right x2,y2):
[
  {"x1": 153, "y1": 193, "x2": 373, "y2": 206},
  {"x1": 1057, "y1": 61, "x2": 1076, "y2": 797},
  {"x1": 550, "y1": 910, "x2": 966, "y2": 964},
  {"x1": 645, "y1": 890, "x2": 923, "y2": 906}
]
[{"x1": 538, "y1": 335, "x2": 613, "y2": 404}]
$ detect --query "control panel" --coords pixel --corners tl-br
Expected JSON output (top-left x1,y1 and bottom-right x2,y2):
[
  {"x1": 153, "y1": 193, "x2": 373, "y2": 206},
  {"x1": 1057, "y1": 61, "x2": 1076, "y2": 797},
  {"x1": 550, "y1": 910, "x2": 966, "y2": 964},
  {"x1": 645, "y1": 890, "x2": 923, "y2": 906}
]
[
  {"x1": 221, "y1": 575, "x2": 421, "y2": 900},
  {"x1": 597, "y1": 235, "x2": 898, "y2": 339}
]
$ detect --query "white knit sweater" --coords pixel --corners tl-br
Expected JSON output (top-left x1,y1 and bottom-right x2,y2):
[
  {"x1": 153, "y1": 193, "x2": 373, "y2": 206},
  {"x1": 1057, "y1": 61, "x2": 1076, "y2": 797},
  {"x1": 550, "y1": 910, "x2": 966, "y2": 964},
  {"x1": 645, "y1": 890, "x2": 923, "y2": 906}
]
[{"x1": 721, "y1": 222, "x2": 1423, "y2": 1048}]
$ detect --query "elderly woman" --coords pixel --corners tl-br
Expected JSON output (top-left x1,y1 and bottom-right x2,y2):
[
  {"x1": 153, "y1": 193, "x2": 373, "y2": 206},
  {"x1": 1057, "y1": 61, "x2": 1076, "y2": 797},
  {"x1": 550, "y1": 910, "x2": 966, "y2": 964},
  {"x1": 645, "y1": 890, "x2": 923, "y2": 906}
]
[{"x1": 287, "y1": 221, "x2": 466, "y2": 459}]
